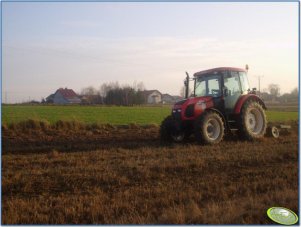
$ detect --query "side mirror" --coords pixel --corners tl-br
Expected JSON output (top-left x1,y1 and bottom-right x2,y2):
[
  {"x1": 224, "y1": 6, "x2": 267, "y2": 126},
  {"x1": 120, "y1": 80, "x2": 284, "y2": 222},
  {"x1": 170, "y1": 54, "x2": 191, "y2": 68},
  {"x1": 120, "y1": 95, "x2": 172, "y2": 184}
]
[
  {"x1": 250, "y1": 87, "x2": 257, "y2": 94},
  {"x1": 223, "y1": 87, "x2": 229, "y2": 97}
]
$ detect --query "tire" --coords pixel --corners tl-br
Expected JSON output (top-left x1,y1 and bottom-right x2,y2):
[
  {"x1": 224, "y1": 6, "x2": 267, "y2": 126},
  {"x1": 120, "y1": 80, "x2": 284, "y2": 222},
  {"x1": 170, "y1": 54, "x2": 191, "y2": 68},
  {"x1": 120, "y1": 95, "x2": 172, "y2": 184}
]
[
  {"x1": 266, "y1": 126, "x2": 280, "y2": 138},
  {"x1": 238, "y1": 100, "x2": 267, "y2": 140},
  {"x1": 160, "y1": 116, "x2": 189, "y2": 143},
  {"x1": 194, "y1": 111, "x2": 225, "y2": 145}
]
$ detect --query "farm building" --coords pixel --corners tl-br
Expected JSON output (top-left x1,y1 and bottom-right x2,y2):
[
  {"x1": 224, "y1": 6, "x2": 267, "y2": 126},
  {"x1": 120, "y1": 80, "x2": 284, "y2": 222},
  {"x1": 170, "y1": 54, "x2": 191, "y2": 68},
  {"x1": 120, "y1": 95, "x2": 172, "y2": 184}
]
[
  {"x1": 173, "y1": 95, "x2": 183, "y2": 102},
  {"x1": 142, "y1": 90, "x2": 162, "y2": 104},
  {"x1": 46, "y1": 88, "x2": 81, "y2": 104},
  {"x1": 162, "y1": 94, "x2": 183, "y2": 104}
]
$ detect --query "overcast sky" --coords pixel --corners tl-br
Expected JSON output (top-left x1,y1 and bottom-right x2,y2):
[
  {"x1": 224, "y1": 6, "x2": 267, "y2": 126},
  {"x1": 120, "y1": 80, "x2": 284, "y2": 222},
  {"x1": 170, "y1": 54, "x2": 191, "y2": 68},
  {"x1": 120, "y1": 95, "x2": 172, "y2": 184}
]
[{"x1": 2, "y1": 2, "x2": 299, "y2": 103}]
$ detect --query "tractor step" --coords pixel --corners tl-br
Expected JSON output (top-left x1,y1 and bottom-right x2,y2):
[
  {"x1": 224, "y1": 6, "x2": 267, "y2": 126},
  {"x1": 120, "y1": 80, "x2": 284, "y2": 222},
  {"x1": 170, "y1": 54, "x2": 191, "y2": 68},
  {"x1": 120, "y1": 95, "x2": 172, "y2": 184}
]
[{"x1": 227, "y1": 120, "x2": 238, "y2": 130}]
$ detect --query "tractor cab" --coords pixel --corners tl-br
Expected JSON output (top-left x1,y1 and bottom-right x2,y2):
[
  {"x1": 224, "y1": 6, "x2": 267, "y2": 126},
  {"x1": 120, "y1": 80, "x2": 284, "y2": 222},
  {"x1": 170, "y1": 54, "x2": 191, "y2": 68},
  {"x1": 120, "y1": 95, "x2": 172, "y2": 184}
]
[
  {"x1": 161, "y1": 67, "x2": 267, "y2": 145},
  {"x1": 193, "y1": 67, "x2": 250, "y2": 114}
]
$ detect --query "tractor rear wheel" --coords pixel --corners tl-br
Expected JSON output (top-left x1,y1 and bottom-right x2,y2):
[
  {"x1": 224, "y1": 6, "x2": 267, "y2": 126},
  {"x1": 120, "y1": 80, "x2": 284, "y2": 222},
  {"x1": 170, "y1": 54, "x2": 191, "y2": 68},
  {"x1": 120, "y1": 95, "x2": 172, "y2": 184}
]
[
  {"x1": 160, "y1": 116, "x2": 189, "y2": 143},
  {"x1": 194, "y1": 111, "x2": 225, "y2": 145},
  {"x1": 238, "y1": 100, "x2": 267, "y2": 140}
]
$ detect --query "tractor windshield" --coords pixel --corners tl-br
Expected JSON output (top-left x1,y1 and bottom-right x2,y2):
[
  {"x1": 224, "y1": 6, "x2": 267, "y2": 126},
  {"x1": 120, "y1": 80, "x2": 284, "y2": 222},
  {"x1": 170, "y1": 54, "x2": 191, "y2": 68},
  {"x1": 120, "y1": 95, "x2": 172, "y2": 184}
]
[
  {"x1": 238, "y1": 71, "x2": 250, "y2": 93},
  {"x1": 194, "y1": 75, "x2": 221, "y2": 97}
]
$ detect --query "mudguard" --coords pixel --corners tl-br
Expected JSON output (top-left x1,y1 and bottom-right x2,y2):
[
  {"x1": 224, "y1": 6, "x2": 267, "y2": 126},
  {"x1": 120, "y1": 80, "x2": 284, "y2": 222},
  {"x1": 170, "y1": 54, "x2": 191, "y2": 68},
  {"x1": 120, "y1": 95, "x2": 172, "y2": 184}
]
[{"x1": 234, "y1": 94, "x2": 267, "y2": 114}]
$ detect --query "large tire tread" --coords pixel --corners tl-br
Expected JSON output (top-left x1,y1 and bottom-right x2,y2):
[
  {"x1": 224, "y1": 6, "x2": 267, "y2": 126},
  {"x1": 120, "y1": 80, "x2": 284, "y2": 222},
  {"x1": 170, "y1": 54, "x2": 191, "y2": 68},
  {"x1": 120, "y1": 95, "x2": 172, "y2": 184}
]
[
  {"x1": 194, "y1": 111, "x2": 225, "y2": 145},
  {"x1": 238, "y1": 100, "x2": 267, "y2": 140},
  {"x1": 160, "y1": 116, "x2": 174, "y2": 142}
]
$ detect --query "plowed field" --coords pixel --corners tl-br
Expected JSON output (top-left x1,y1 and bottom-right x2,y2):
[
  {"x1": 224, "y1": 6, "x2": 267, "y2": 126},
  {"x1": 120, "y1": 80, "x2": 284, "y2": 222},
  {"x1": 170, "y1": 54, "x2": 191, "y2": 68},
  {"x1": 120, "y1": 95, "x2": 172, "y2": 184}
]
[{"x1": 2, "y1": 122, "x2": 299, "y2": 224}]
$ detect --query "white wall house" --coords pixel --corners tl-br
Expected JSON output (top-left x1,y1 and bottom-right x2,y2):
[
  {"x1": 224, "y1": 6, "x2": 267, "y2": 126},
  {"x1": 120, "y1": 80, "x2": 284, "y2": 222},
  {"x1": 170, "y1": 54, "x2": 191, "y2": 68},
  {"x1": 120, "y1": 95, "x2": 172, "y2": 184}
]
[
  {"x1": 162, "y1": 94, "x2": 174, "y2": 104},
  {"x1": 162, "y1": 94, "x2": 183, "y2": 104},
  {"x1": 143, "y1": 90, "x2": 162, "y2": 104}
]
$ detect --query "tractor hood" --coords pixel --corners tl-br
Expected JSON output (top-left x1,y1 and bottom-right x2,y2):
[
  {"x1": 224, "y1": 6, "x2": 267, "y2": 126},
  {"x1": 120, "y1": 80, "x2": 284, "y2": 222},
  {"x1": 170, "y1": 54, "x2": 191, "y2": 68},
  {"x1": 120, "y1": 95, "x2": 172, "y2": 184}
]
[
  {"x1": 174, "y1": 99, "x2": 187, "y2": 106},
  {"x1": 173, "y1": 96, "x2": 213, "y2": 109},
  {"x1": 172, "y1": 96, "x2": 215, "y2": 120}
]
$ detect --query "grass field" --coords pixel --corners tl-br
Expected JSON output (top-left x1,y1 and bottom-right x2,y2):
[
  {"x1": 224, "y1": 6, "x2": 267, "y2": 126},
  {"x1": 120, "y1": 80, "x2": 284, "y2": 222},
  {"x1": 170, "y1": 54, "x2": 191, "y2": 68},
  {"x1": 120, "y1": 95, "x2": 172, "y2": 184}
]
[{"x1": 2, "y1": 105, "x2": 299, "y2": 125}]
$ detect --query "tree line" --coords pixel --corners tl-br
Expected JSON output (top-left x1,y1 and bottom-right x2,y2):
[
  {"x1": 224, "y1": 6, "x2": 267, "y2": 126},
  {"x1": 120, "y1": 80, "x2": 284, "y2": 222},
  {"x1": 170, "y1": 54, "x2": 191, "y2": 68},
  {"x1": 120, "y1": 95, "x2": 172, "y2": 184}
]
[
  {"x1": 260, "y1": 84, "x2": 298, "y2": 103},
  {"x1": 80, "y1": 81, "x2": 146, "y2": 105},
  {"x1": 35, "y1": 82, "x2": 298, "y2": 106}
]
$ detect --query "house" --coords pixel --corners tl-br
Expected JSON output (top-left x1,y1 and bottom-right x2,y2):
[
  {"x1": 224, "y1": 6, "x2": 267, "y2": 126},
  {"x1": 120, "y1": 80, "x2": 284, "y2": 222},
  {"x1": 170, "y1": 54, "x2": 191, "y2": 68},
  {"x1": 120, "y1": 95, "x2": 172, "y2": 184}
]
[
  {"x1": 172, "y1": 95, "x2": 183, "y2": 103},
  {"x1": 162, "y1": 94, "x2": 174, "y2": 104},
  {"x1": 142, "y1": 90, "x2": 162, "y2": 104},
  {"x1": 162, "y1": 94, "x2": 183, "y2": 104},
  {"x1": 46, "y1": 88, "x2": 81, "y2": 104},
  {"x1": 45, "y1": 94, "x2": 55, "y2": 103}
]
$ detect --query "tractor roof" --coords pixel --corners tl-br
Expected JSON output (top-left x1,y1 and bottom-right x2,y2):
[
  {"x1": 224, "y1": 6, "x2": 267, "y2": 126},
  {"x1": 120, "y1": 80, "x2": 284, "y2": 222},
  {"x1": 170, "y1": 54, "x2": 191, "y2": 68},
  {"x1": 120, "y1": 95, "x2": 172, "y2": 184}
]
[{"x1": 193, "y1": 67, "x2": 246, "y2": 77}]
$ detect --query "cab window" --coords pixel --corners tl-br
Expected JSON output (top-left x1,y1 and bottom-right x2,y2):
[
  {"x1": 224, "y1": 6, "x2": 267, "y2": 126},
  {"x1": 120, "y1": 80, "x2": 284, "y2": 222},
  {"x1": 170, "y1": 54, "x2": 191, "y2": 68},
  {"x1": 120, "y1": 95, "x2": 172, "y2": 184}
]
[
  {"x1": 239, "y1": 72, "x2": 250, "y2": 93},
  {"x1": 195, "y1": 75, "x2": 221, "y2": 97},
  {"x1": 224, "y1": 71, "x2": 241, "y2": 96}
]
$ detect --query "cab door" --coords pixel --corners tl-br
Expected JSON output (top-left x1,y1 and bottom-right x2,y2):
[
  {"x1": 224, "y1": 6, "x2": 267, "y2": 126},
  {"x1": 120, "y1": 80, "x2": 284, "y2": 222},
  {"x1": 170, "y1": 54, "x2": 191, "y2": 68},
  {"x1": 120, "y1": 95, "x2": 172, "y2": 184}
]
[
  {"x1": 207, "y1": 75, "x2": 224, "y2": 112},
  {"x1": 223, "y1": 71, "x2": 242, "y2": 113},
  {"x1": 194, "y1": 74, "x2": 223, "y2": 111}
]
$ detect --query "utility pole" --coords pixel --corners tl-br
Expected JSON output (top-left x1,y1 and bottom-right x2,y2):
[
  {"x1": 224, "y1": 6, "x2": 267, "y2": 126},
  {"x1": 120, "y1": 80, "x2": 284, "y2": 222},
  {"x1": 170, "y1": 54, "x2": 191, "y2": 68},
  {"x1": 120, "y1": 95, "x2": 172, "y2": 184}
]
[{"x1": 255, "y1": 75, "x2": 264, "y2": 97}]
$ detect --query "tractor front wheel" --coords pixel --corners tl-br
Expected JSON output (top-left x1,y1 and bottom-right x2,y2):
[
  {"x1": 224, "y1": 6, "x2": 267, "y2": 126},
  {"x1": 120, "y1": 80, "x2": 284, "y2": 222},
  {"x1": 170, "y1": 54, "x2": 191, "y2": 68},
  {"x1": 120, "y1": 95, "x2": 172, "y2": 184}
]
[
  {"x1": 238, "y1": 101, "x2": 267, "y2": 140},
  {"x1": 160, "y1": 116, "x2": 189, "y2": 143},
  {"x1": 194, "y1": 111, "x2": 225, "y2": 145}
]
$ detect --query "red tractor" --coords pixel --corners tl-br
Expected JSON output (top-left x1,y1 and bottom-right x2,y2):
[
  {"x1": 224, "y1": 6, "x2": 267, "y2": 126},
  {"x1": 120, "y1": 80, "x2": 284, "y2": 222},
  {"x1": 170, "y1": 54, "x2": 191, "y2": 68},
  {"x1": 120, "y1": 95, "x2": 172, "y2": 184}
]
[{"x1": 160, "y1": 67, "x2": 267, "y2": 144}]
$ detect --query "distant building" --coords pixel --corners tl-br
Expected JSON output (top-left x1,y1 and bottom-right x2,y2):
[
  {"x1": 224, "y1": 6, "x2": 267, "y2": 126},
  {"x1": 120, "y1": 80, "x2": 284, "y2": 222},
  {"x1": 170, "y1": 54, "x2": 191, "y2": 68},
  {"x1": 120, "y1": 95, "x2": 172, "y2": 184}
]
[
  {"x1": 172, "y1": 95, "x2": 183, "y2": 103},
  {"x1": 46, "y1": 88, "x2": 81, "y2": 104},
  {"x1": 142, "y1": 90, "x2": 162, "y2": 104},
  {"x1": 80, "y1": 95, "x2": 103, "y2": 105},
  {"x1": 45, "y1": 94, "x2": 55, "y2": 103},
  {"x1": 162, "y1": 94, "x2": 183, "y2": 104},
  {"x1": 162, "y1": 94, "x2": 174, "y2": 104}
]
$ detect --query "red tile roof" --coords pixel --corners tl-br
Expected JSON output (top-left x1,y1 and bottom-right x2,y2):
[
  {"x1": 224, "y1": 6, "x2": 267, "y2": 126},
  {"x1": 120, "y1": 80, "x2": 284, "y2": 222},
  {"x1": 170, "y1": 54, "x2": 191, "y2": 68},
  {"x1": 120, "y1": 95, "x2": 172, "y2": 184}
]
[{"x1": 55, "y1": 88, "x2": 78, "y2": 98}]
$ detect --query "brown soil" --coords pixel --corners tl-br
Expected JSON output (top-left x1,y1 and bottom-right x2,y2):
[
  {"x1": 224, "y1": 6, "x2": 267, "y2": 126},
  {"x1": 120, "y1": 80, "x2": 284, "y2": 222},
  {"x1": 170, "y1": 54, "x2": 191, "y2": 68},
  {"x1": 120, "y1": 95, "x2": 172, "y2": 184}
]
[
  {"x1": 2, "y1": 122, "x2": 299, "y2": 224},
  {"x1": 2, "y1": 124, "x2": 160, "y2": 154},
  {"x1": 3, "y1": 120, "x2": 298, "y2": 154}
]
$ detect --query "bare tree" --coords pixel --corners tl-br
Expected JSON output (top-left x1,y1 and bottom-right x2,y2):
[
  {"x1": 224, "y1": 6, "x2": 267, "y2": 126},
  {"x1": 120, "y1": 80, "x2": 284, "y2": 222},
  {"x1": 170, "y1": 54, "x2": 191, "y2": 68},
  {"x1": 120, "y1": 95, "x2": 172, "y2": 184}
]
[
  {"x1": 99, "y1": 82, "x2": 118, "y2": 96},
  {"x1": 80, "y1": 86, "x2": 103, "y2": 104},
  {"x1": 98, "y1": 81, "x2": 146, "y2": 105},
  {"x1": 137, "y1": 82, "x2": 145, "y2": 91},
  {"x1": 180, "y1": 86, "x2": 185, "y2": 98},
  {"x1": 81, "y1": 86, "x2": 98, "y2": 96},
  {"x1": 291, "y1": 87, "x2": 298, "y2": 97},
  {"x1": 268, "y1": 84, "x2": 280, "y2": 97},
  {"x1": 180, "y1": 85, "x2": 192, "y2": 98}
]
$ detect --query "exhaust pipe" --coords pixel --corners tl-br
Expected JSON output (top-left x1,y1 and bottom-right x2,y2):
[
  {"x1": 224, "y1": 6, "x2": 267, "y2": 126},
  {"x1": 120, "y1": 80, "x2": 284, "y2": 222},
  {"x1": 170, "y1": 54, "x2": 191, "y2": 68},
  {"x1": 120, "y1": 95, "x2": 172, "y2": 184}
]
[{"x1": 185, "y1": 72, "x2": 189, "y2": 98}]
